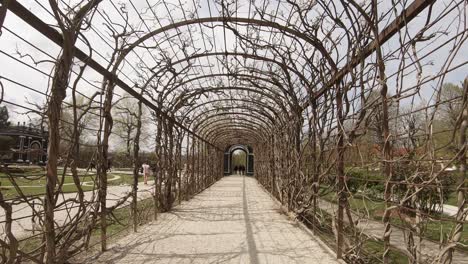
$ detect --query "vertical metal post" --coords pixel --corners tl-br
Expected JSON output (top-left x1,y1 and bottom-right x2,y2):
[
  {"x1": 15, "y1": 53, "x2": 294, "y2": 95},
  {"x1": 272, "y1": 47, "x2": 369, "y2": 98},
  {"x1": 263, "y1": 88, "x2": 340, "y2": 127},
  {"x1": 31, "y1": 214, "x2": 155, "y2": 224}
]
[
  {"x1": 31, "y1": 200, "x2": 36, "y2": 235},
  {"x1": 311, "y1": 101, "x2": 318, "y2": 236},
  {"x1": 185, "y1": 135, "x2": 190, "y2": 200},
  {"x1": 204, "y1": 143, "x2": 208, "y2": 185},
  {"x1": 335, "y1": 82, "x2": 345, "y2": 259},
  {"x1": 196, "y1": 139, "x2": 201, "y2": 192},
  {"x1": 177, "y1": 135, "x2": 182, "y2": 204},
  {"x1": 191, "y1": 137, "x2": 195, "y2": 195}
]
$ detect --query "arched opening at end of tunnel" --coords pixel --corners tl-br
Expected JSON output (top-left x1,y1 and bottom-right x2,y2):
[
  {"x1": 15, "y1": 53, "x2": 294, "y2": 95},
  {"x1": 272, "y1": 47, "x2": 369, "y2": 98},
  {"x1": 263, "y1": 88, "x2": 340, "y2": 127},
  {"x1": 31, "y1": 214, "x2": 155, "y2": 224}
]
[
  {"x1": 231, "y1": 149, "x2": 247, "y2": 175},
  {"x1": 224, "y1": 144, "x2": 254, "y2": 176}
]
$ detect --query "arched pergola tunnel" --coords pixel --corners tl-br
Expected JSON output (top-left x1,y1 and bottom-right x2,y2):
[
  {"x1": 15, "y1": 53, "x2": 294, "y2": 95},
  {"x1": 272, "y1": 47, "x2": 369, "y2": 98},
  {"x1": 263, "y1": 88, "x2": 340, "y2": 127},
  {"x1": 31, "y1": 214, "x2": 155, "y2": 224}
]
[{"x1": 0, "y1": 0, "x2": 467, "y2": 263}]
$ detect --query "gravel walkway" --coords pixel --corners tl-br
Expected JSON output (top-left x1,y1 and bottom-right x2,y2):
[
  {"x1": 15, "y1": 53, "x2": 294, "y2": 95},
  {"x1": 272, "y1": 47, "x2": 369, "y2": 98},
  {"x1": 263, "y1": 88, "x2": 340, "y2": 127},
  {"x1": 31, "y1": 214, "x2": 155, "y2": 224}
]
[{"x1": 86, "y1": 175, "x2": 339, "y2": 264}]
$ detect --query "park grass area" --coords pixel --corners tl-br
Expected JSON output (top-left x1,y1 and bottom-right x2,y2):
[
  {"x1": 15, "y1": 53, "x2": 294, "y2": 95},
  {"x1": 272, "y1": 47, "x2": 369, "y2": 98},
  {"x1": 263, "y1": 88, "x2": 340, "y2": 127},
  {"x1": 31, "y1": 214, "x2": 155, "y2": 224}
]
[
  {"x1": 389, "y1": 214, "x2": 468, "y2": 248},
  {"x1": 300, "y1": 209, "x2": 408, "y2": 263},
  {"x1": 345, "y1": 167, "x2": 463, "y2": 207},
  {"x1": 446, "y1": 192, "x2": 459, "y2": 206},
  {"x1": 320, "y1": 188, "x2": 468, "y2": 249},
  {"x1": 86, "y1": 196, "x2": 155, "y2": 248},
  {"x1": 0, "y1": 167, "x2": 143, "y2": 199},
  {"x1": 338, "y1": 167, "x2": 467, "y2": 246},
  {"x1": 17, "y1": 197, "x2": 155, "y2": 260},
  {"x1": 364, "y1": 240, "x2": 408, "y2": 264}
]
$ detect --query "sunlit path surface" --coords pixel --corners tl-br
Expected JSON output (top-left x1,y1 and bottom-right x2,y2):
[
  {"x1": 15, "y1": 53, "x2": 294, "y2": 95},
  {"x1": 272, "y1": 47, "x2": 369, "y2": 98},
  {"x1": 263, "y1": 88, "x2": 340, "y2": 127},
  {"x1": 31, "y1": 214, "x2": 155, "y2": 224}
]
[{"x1": 84, "y1": 175, "x2": 338, "y2": 264}]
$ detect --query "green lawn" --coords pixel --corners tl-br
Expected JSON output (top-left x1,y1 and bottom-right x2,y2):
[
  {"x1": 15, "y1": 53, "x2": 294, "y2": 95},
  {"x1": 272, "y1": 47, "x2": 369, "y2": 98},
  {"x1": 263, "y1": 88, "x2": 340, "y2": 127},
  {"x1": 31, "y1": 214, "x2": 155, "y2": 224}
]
[
  {"x1": 320, "y1": 189, "x2": 468, "y2": 248},
  {"x1": 364, "y1": 240, "x2": 408, "y2": 264},
  {"x1": 301, "y1": 208, "x2": 408, "y2": 263},
  {"x1": 320, "y1": 189, "x2": 386, "y2": 214},
  {"x1": 0, "y1": 168, "x2": 142, "y2": 199},
  {"x1": 389, "y1": 214, "x2": 468, "y2": 247},
  {"x1": 18, "y1": 196, "x2": 156, "y2": 259},
  {"x1": 446, "y1": 192, "x2": 459, "y2": 206}
]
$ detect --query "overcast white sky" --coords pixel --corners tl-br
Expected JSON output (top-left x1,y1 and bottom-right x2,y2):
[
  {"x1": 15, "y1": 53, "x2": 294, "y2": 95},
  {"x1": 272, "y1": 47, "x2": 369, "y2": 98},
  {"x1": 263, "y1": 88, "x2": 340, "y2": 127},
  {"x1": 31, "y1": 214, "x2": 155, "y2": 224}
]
[{"x1": 0, "y1": 0, "x2": 466, "y2": 142}]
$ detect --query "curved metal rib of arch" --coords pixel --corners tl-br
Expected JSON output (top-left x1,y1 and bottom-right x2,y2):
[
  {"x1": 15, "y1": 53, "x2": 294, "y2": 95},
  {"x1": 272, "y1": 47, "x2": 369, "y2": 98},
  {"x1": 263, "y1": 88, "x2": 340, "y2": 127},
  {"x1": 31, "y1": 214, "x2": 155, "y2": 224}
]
[
  {"x1": 180, "y1": 98, "x2": 284, "y2": 123},
  {"x1": 208, "y1": 128, "x2": 265, "y2": 146},
  {"x1": 167, "y1": 73, "x2": 286, "y2": 95},
  {"x1": 216, "y1": 138, "x2": 259, "y2": 149},
  {"x1": 198, "y1": 119, "x2": 270, "y2": 137},
  {"x1": 141, "y1": 56, "x2": 295, "y2": 101},
  {"x1": 187, "y1": 102, "x2": 281, "y2": 128},
  {"x1": 151, "y1": 52, "x2": 312, "y2": 97},
  {"x1": 203, "y1": 124, "x2": 269, "y2": 142},
  {"x1": 173, "y1": 87, "x2": 290, "y2": 120},
  {"x1": 128, "y1": 17, "x2": 337, "y2": 71},
  {"x1": 204, "y1": 126, "x2": 267, "y2": 145},
  {"x1": 192, "y1": 113, "x2": 273, "y2": 133},
  {"x1": 190, "y1": 110, "x2": 275, "y2": 132},
  {"x1": 227, "y1": 144, "x2": 251, "y2": 154},
  {"x1": 202, "y1": 122, "x2": 267, "y2": 138},
  {"x1": 181, "y1": 103, "x2": 285, "y2": 134},
  {"x1": 143, "y1": 74, "x2": 290, "y2": 118},
  {"x1": 195, "y1": 117, "x2": 272, "y2": 142},
  {"x1": 209, "y1": 131, "x2": 263, "y2": 146},
  {"x1": 161, "y1": 73, "x2": 294, "y2": 103},
  {"x1": 197, "y1": 118, "x2": 268, "y2": 138},
  {"x1": 169, "y1": 86, "x2": 289, "y2": 114}
]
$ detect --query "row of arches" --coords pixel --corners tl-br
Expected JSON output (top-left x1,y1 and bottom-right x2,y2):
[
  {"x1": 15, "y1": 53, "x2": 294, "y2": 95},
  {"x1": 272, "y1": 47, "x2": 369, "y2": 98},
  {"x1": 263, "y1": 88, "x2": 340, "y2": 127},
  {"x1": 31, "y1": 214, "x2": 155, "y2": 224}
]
[{"x1": 1, "y1": 0, "x2": 465, "y2": 263}]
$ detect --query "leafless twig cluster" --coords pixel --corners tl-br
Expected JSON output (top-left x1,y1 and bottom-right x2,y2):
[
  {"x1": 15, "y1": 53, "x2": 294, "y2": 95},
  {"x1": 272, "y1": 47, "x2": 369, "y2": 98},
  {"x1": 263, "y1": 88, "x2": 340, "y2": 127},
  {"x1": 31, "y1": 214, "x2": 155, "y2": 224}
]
[{"x1": 0, "y1": 0, "x2": 466, "y2": 263}]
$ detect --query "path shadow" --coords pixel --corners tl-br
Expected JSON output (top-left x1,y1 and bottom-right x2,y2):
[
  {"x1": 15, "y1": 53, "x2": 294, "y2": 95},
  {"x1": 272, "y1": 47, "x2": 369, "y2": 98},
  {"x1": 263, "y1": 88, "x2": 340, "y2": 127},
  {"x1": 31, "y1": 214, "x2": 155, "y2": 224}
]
[{"x1": 243, "y1": 175, "x2": 259, "y2": 264}]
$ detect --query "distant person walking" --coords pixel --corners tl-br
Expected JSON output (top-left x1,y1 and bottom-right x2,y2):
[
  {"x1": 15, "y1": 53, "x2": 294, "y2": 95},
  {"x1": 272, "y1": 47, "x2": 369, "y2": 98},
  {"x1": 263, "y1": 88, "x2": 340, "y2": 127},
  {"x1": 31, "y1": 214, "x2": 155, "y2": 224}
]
[
  {"x1": 142, "y1": 162, "x2": 151, "y2": 185},
  {"x1": 87, "y1": 160, "x2": 95, "y2": 172},
  {"x1": 107, "y1": 159, "x2": 112, "y2": 172}
]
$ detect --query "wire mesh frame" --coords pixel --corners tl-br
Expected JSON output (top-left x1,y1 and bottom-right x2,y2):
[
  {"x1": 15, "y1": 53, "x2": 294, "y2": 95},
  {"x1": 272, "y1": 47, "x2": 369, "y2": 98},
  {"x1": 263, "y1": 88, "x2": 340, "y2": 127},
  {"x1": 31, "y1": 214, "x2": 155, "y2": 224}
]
[{"x1": 0, "y1": 0, "x2": 466, "y2": 263}]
